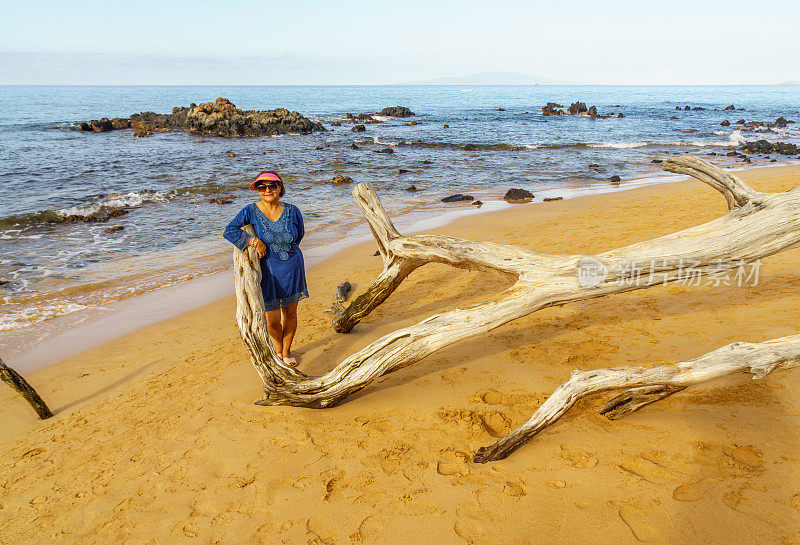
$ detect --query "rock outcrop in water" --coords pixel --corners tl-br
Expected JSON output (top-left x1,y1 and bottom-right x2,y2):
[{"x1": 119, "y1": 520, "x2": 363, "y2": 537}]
[
  {"x1": 542, "y1": 102, "x2": 564, "y2": 116},
  {"x1": 378, "y1": 106, "x2": 415, "y2": 118},
  {"x1": 342, "y1": 106, "x2": 416, "y2": 124},
  {"x1": 543, "y1": 101, "x2": 614, "y2": 118},
  {"x1": 504, "y1": 188, "x2": 534, "y2": 203},
  {"x1": 80, "y1": 97, "x2": 325, "y2": 137},
  {"x1": 568, "y1": 102, "x2": 589, "y2": 115},
  {"x1": 740, "y1": 140, "x2": 799, "y2": 155}
]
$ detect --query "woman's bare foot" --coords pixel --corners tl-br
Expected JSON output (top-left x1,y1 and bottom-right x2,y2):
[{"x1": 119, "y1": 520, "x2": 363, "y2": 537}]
[{"x1": 282, "y1": 355, "x2": 297, "y2": 367}]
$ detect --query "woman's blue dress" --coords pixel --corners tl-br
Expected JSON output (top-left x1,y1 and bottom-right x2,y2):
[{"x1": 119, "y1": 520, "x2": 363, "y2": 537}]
[{"x1": 223, "y1": 202, "x2": 309, "y2": 310}]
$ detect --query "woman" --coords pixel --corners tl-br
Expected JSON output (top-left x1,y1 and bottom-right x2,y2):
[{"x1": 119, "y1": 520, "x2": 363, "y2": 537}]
[{"x1": 223, "y1": 171, "x2": 308, "y2": 367}]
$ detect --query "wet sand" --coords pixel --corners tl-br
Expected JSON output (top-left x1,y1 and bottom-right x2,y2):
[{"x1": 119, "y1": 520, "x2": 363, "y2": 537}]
[{"x1": 1, "y1": 164, "x2": 799, "y2": 544}]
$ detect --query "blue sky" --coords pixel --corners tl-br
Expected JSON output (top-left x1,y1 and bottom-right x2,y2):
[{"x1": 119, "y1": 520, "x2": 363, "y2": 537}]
[{"x1": 2, "y1": 0, "x2": 799, "y2": 84}]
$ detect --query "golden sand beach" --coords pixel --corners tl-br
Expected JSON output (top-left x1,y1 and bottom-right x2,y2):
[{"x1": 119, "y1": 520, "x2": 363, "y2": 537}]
[{"x1": 1, "y1": 164, "x2": 799, "y2": 544}]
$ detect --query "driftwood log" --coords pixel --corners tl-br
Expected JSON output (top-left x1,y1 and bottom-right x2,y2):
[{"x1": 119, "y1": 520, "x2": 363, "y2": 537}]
[
  {"x1": 232, "y1": 156, "x2": 800, "y2": 460},
  {"x1": 0, "y1": 356, "x2": 53, "y2": 419},
  {"x1": 474, "y1": 335, "x2": 800, "y2": 462}
]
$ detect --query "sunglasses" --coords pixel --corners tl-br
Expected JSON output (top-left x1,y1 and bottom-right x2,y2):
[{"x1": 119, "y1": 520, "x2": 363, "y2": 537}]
[{"x1": 255, "y1": 182, "x2": 281, "y2": 191}]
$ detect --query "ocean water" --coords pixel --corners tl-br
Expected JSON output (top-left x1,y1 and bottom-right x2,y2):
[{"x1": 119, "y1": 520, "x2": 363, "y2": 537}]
[{"x1": 1, "y1": 85, "x2": 799, "y2": 338}]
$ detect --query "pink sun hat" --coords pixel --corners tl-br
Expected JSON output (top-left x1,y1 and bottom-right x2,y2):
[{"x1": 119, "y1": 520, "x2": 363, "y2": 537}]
[{"x1": 249, "y1": 171, "x2": 283, "y2": 190}]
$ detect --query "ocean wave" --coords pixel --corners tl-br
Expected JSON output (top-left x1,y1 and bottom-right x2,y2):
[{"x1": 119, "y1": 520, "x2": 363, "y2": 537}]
[
  {"x1": 370, "y1": 136, "x2": 402, "y2": 147},
  {"x1": 353, "y1": 138, "x2": 748, "y2": 153},
  {"x1": 0, "y1": 190, "x2": 168, "y2": 229},
  {"x1": 588, "y1": 142, "x2": 648, "y2": 149},
  {"x1": 0, "y1": 301, "x2": 88, "y2": 332}
]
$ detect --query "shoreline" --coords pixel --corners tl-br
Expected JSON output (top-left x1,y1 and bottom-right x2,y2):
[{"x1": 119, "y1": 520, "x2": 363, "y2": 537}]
[
  {"x1": 2, "y1": 162, "x2": 799, "y2": 543},
  {"x1": 3, "y1": 160, "x2": 799, "y2": 373},
  {"x1": 0, "y1": 167, "x2": 700, "y2": 373}
]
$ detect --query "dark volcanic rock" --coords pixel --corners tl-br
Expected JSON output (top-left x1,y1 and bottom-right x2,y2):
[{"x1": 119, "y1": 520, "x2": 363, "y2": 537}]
[
  {"x1": 104, "y1": 225, "x2": 125, "y2": 234},
  {"x1": 736, "y1": 119, "x2": 746, "y2": 125},
  {"x1": 63, "y1": 208, "x2": 129, "y2": 223},
  {"x1": 349, "y1": 143, "x2": 359, "y2": 149},
  {"x1": 568, "y1": 102, "x2": 588, "y2": 115},
  {"x1": 80, "y1": 97, "x2": 325, "y2": 138},
  {"x1": 651, "y1": 159, "x2": 663, "y2": 163},
  {"x1": 441, "y1": 194, "x2": 474, "y2": 203},
  {"x1": 378, "y1": 106, "x2": 415, "y2": 118},
  {"x1": 609, "y1": 175, "x2": 621, "y2": 184},
  {"x1": 133, "y1": 130, "x2": 153, "y2": 138},
  {"x1": 504, "y1": 188, "x2": 534, "y2": 202},
  {"x1": 720, "y1": 120, "x2": 730, "y2": 127},
  {"x1": 543, "y1": 197, "x2": 563, "y2": 201},
  {"x1": 542, "y1": 102, "x2": 565, "y2": 116},
  {"x1": 406, "y1": 185, "x2": 419, "y2": 192},
  {"x1": 587, "y1": 106, "x2": 598, "y2": 117},
  {"x1": 740, "y1": 140, "x2": 799, "y2": 155},
  {"x1": 330, "y1": 174, "x2": 354, "y2": 184},
  {"x1": 208, "y1": 197, "x2": 234, "y2": 204},
  {"x1": 351, "y1": 124, "x2": 366, "y2": 132},
  {"x1": 724, "y1": 105, "x2": 736, "y2": 110},
  {"x1": 330, "y1": 121, "x2": 342, "y2": 126},
  {"x1": 80, "y1": 118, "x2": 114, "y2": 132},
  {"x1": 497, "y1": 108, "x2": 505, "y2": 111},
  {"x1": 397, "y1": 169, "x2": 409, "y2": 174},
  {"x1": 375, "y1": 147, "x2": 394, "y2": 154},
  {"x1": 111, "y1": 118, "x2": 131, "y2": 130},
  {"x1": 472, "y1": 200, "x2": 483, "y2": 206}
]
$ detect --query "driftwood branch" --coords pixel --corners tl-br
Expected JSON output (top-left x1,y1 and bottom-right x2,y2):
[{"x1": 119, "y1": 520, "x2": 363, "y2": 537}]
[
  {"x1": 232, "y1": 156, "x2": 800, "y2": 458},
  {"x1": 0, "y1": 356, "x2": 53, "y2": 419},
  {"x1": 473, "y1": 335, "x2": 800, "y2": 462}
]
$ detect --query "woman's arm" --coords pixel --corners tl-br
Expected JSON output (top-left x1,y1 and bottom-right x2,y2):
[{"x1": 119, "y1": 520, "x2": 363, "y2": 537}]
[
  {"x1": 223, "y1": 206, "x2": 254, "y2": 250},
  {"x1": 293, "y1": 205, "x2": 305, "y2": 245}
]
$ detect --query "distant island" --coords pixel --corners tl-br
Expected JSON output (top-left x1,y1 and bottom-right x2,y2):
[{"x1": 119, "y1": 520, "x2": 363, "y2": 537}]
[{"x1": 406, "y1": 71, "x2": 578, "y2": 85}]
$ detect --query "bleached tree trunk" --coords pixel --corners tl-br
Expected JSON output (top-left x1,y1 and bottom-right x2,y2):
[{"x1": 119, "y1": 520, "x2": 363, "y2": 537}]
[
  {"x1": 473, "y1": 335, "x2": 800, "y2": 462},
  {"x1": 233, "y1": 156, "x2": 800, "y2": 459}
]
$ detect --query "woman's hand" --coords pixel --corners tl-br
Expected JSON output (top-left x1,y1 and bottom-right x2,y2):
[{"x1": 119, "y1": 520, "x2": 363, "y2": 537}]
[{"x1": 250, "y1": 237, "x2": 268, "y2": 259}]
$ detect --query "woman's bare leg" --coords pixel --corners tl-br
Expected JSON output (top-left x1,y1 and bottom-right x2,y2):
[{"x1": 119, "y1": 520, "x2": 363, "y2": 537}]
[
  {"x1": 280, "y1": 303, "x2": 298, "y2": 359},
  {"x1": 265, "y1": 309, "x2": 284, "y2": 355}
]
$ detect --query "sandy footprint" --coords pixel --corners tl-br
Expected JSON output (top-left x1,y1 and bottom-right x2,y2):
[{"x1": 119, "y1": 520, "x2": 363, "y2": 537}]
[
  {"x1": 722, "y1": 444, "x2": 764, "y2": 470},
  {"x1": 437, "y1": 450, "x2": 470, "y2": 476},
  {"x1": 559, "y1": 445, "x2": 598, "y2": 468},
  {"x1": 454, "y1": 500, "x2": 494, "y2": 544},
  {"x1": 672, "y1": 479, "x2": 712, "y2": 502},
  {"x1": 618, "y1": 454, "x2": 681, "y2": 485},
  {"x1": 306, "y1": 516, "x2": 338, "y2": 545},
  {"x1": 722, "y1": 486, "x2": 785, "y2": 526},
  {"x1": 612, "y1": 501, "x2": 661, "y2": 543}
]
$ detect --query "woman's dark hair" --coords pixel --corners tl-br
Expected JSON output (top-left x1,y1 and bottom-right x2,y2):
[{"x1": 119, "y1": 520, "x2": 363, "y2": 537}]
[{"x1": 256, "y1": 170, "x2": 285, "y2": 197}]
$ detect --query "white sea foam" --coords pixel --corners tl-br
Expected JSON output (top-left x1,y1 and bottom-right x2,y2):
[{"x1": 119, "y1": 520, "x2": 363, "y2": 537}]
[
  {"x1": 372, "y1": 115, "x2": 390, "y2": 122},
  {"x1": 56, "y1": 191, "x2": 167, "y2": 218},
  {"x1": 0, "y1": 301, "x2": 88, "y2": 332},
  {"x1": 371, "y1": 136, "x2": 401, "y2": 146},
  {"x1": 589, "y1": 142, "x2": 648, "y2": 149}
]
